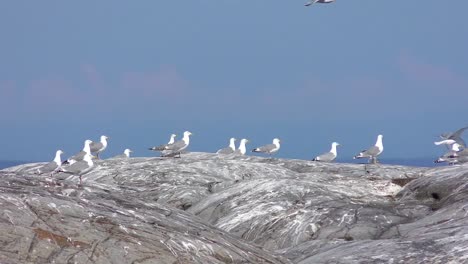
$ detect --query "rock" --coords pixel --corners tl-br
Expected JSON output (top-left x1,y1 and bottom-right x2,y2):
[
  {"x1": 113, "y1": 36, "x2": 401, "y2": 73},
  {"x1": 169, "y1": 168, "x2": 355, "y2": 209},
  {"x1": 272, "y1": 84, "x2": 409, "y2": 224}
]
[{"x1": 1, "y1": 152, "x2": 467, "y2": 263}]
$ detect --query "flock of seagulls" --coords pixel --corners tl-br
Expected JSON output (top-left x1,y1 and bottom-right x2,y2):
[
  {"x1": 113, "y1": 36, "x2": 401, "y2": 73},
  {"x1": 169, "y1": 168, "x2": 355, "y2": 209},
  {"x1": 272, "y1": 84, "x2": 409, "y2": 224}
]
[
  {"x1": 34, "y1": 125, "x2": 467, "y2": 184},
  {"x1": 34, "y1": 135, "x2": 129, "y2": 184},
  {"x1": 434, "y1": 126, "x2": 468, "y2": 165}
]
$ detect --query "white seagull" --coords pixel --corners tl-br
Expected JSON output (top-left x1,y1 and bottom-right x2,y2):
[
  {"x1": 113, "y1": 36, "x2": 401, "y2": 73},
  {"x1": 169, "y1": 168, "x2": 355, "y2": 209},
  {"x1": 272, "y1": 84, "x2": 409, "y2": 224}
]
[
  {"x1": 57, "y1": 153, "x2": 94, "y2": 184},
  {"x1": 161, "y1": 131, "x2": 192, "y2": 158},
  {"x1": 217, "y1": 138, "x2": 237, "y2": 154},
  {"x1": 149, "y1": 134, "x2": 177, "y2": 151},
  {"x1": 66, "y1": 139, "x2": 92, "y2": 164},
  {"x1": 90, "y1": 135, "x2": 109, "y2": 159},
  {"x1": 312, "y1": 142, "x2": 340, "y2": 162},
  {"x1": 252, "y1": 138, "x2": 281, "y2": 157},
  {"x1": 235, "y1": 139, "x2": 249, "y2": 156},
  {"x1": 36, "y1": 150, "x2": 64, "y2": 175},
  {"x1": 353, "y1": 135, "x2": 384, "y2": 164}
]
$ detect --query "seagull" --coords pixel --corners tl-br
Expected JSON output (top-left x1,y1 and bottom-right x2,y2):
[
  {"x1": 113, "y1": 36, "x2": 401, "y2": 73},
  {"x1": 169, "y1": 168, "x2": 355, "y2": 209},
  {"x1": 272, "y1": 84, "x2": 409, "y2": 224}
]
[
  {"x1": 111, "y1": 149, "x2": 132, "y2": 159},
  {"x1": 252, "y1": 138, "x2": 281, "y2": 157},
  {"x1": 304, "y1": 0, "x2": 335, "y2": 7},
  {"x1": 217, "y1": 138, "x2": 236, "y2": 154},
  {"x1": 439, "y1": 126, "x2": 468, "y2": 148},
  {"x1": 65, "y1": 140, "x2": 92, "y2": 164},
  {"x1": 353, "y1": 135, "x2": 384, "y2": 164},
  {"x1": 57, "y1": 153, "x2": 94, "y2": 184},
  {"x1": 235, "y1": 139, "x2": 249, "y2": 156},
  {"x1": 161, "y1": 131, "x2": 192, "y2": 158},
  {"x1": 312, "y1": 142, "x2": 340, "y2": 162},
  {"x1": 436, "y1": 148, "x2": 468, "y2": 165},
  {"x1": 90, "y1": 135, "x2": 109, "y2": 159},
  {"x1": 149, "y1": 134, "x2": 177, "y2": 151},
  {"x1": 36, "y1": 150, "x2": 64, "y2": 175}
]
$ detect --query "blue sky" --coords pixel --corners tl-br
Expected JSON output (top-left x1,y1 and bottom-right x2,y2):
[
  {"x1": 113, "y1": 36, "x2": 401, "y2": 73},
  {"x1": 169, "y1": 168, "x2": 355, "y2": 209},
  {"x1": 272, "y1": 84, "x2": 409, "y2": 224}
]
[{"x1": 1, "y1": 1, "x2": 467, "y2": 162}]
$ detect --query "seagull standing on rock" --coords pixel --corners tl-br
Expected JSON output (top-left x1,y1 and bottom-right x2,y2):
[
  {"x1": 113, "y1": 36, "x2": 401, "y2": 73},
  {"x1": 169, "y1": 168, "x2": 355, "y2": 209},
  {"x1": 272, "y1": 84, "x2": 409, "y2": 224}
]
[
  {"x1": 161, "y1": 131, "x2": 192, "y2": 158},
  {"x1": 149, "y1": 134, "x2": 177, "y2": 151},
  {"x1": 36, "y1": 150, "x2": 64, "y2": 175},
  {"x1": 353, "y1": 135, "x2": 384, "y2": 164},
  {"x1": 90, "y1": 135, "x2": 109, "y2": 159},
  {"x1": 312, "y1": 142, "x2": 340, "y2": 162},
  {"x1": 235, "y1": 139, "x2": 249, "y2": 156},
  {"x1": 65, "y1": 139, "x2": 92, "y2": 164},
  {"x1": 252, "y1": 138, "x2": 281, "y2": 158},
  {"x1": 217, "y1": 138, "x2": 236, "y2": 154},
  {"x1": 57, "y1": 153, "x2": 94, "y2": 184},
  {"x1": 111, "y1": 149, "x2": 132, "y2": 159}
]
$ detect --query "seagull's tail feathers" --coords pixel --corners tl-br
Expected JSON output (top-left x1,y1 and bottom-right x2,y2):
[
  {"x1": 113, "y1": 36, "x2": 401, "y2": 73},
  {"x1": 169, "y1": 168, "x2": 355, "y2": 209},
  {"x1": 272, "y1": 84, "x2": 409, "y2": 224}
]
[{"x1": 149, "y1": 144, "x2": 170, "y2": 151}]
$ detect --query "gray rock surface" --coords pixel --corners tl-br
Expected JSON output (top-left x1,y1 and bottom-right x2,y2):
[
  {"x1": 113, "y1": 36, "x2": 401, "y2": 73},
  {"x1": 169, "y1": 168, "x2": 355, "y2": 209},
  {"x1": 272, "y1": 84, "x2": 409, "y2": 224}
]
[{"x1": 1, "y1": 152, "x2": 467, "y2": 263}]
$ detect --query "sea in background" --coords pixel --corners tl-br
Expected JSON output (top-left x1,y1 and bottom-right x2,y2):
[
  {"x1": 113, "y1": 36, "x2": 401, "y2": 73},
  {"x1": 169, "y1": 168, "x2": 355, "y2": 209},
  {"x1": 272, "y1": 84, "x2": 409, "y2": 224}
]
[{"x1": 0, "y1": 157, "x2": 444, "y2": 170}]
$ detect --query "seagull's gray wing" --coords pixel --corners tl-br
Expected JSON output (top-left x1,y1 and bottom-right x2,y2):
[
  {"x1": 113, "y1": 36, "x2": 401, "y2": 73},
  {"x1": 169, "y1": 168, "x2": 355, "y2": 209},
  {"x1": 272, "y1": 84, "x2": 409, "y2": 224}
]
[
  {"x1": 217, "y1": 147, "x2": 234, "y2": 154},
  {"x1": 354, "y1": 146, "x2": 380, "y2": 159},
  {"x1": 313, "y1": 152, "x2": 336, "y2": 162},
  {"x1": 90, "y1": 142, "x2": 104, "y2": 153},
  {"x1": 67, "y1": 151, "x2": 86, "y2": 163},
  {"x1": 451, "y1": 126, "x2": 468, "y2": 138},
  {"x1": 362, "y1": 146, "x2": 381, "y2": 156},
  {"x1": 253, "y1": 144, "x2": 276, "y2": 153},
  {"x1": 149, "y1": 143, "x2": 170, "y2": 151},
  {"x1": 165, "y1": 140, "x2": 186, "y2": 151},
  {"x1": 61, "y1": 160, "x2": 93, "y2": 176},
  {"x1": 449, "y1": 126, "x2": 468, "y2": 147},
  {"x1": 37, "y1": 161, "x2": 59, "y2": 174}
]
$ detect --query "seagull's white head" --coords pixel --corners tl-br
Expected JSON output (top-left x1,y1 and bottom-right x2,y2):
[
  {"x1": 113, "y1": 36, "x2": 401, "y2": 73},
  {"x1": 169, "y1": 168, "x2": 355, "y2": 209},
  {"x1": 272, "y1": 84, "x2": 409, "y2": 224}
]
[
  {"x1": 452, "y1": 143, "x2": 463, "y2": 152},
  {"x1": 85, "y1": 139, "x2": 93, "y2": 146},
  {"x1": 171, "y1": 134, "x2": 177, "y2": 138},
  {"x1": 57, "y1": 150, "x2": 64, "y2": 155},
  {"x1": 273, "y1": 138, "x2": 281, "y2": 145},
  {"x1": 124, "y1": 149, "x2": 132, "y2": 156},
  {"x1": 184, "y1": 131, "x2": 192, "y2": 137},
  {"x1": 101, "y1": 135, "x2": 109, "y2": 142},
  {"x1": 332, "y1": 142, "x2": 340, "y2": 147}
]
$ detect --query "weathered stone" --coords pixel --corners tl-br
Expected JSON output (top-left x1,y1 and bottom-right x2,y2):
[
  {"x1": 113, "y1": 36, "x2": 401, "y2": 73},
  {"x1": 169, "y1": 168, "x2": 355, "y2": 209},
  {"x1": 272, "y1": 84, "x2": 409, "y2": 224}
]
[{"x1": 1, "y1": 152, "x2": 467, "y2": 263}]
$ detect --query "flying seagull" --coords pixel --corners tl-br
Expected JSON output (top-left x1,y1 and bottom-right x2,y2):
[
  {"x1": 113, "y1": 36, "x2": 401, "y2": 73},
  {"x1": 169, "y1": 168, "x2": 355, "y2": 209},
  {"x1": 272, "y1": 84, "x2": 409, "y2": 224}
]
[
  {"x1": 252, "y1": 138, "x2": 281, "y2": 157},
  {"x1": 161, "y1": 131, "x2": 192, "y2": 158},
  {"x1": 305, "y1": 0, "x2": 335, "y2": 7},
  {"x1": 149, "y1": 134, "x2": 177, "y2": 151},
  {"x1": 65, "y1": 139, "x2": 92, "y2": 164},
  {"x1": 235, "y1": 139, "x2": 249, "y2": 156},
  {"x1": 57, "y1": 153, "x2": 94, "y2": 184},
  {"x1": 439, "y1": 126, "x2": 468, "y2": 148},
  {"x1": 312, "y1": 142, "x2": 340, "y2": 162},
  {"x1": 90, "y1": 135, "x2": 109, "y2": 159},
  {"x1": 217, "y1": 138, "x2": 236, "y2": 154},
  {"x1": 353, "y1": 135, "x2": 384, "y2": 164},
  {"x1": 36, "y1": 150, "x2": 64, "y2": 175}
]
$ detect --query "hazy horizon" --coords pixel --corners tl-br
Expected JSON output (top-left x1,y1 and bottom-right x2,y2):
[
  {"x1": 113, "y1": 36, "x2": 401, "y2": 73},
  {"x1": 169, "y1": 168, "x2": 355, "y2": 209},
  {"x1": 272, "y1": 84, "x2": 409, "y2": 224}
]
[{"x1": 1, "y1": 1, "x2": 467, "y2": 162}]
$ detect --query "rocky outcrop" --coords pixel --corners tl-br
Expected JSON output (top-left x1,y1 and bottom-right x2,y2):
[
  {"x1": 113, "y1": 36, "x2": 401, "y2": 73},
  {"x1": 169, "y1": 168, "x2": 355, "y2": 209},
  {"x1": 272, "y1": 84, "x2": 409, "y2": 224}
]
[{"x1": 1, "y1": 153, "x2": 467, "y2": 263}]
